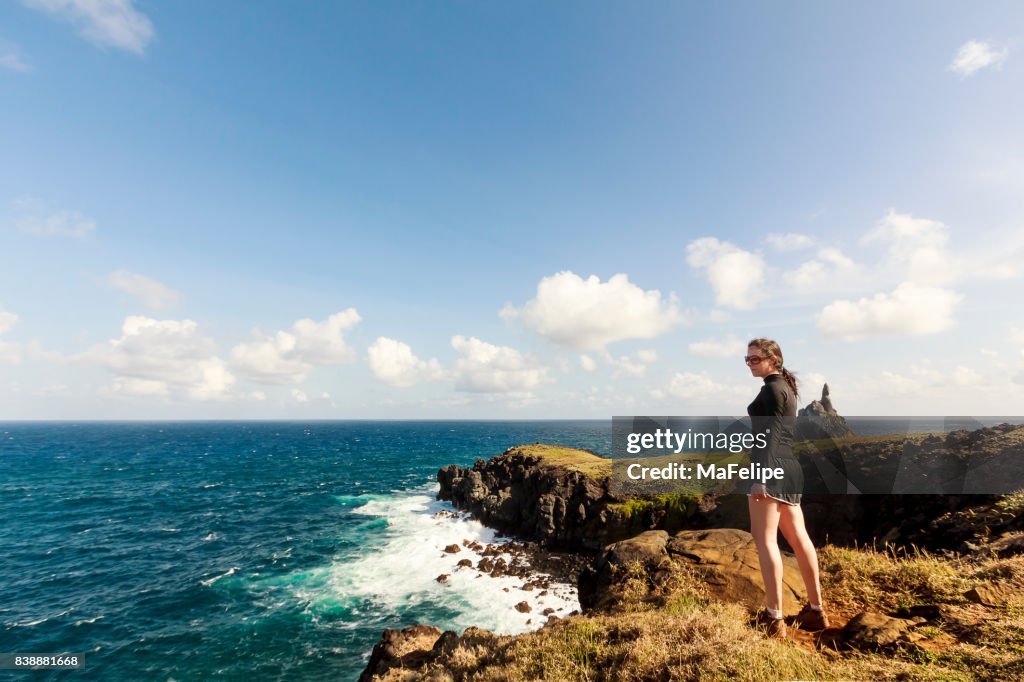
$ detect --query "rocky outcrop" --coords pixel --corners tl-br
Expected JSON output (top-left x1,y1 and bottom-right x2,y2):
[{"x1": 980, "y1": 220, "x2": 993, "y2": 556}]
[
  {"x1": 964, "y1": 582, "x2": 1019, "y2": 607},
  {"x1": 358, "y1": 625, "x2": 503, "y2": 682},
  {"x1": 438, "y1": 444, "x2": 638, "y2": 551},
  {"x1": 842, "y1": 611, "x2": 919, "y2": 651},
  {"x1": 579, "y1": 528, "x2": 807, "y2": 613},
  {"x1": 358, "y1": 624, "x2": 446, "y2": 682},
  {"x1": 795, "y1": 383, "x2": 855, "y2": 441}
]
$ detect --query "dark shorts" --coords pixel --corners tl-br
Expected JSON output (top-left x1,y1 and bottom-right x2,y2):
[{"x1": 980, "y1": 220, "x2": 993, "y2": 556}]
[{"x1": 765, "y1": 456, "x2": 803, "y2": 505}]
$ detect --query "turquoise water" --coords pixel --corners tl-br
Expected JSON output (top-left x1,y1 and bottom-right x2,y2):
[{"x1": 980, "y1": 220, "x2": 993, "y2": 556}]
[{"x1": 0, "y1": 421, "x2": 611, "y2": 681}]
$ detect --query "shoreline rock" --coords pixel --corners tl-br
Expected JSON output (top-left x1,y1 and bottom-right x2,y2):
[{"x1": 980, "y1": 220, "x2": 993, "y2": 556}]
[{"x1": 437, "y1": 444, "x2": 627, "y2": 551}]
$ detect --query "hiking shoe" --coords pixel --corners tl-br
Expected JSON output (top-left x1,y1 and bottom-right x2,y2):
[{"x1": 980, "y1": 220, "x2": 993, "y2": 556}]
[
  {"x1": 752, "y1": 610, "x2": 787, "y2": 639},
  {"x1": 791, "y1": 603, "x2": 830, "y2": 631}
]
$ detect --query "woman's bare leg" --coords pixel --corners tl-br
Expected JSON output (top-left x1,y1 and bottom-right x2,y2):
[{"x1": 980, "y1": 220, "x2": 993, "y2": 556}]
[
  {"x1": 748, "y1": 497, "x2": 784, "y2": 612},
  {"x1": 778, "y1": 503, "x2": 823, "y2": 607}
]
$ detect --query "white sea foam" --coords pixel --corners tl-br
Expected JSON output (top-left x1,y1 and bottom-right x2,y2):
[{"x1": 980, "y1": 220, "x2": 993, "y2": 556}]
[
  {"x1": 259, "y1": 484, "x2": 579, "y2": 635},
  {"x1": 74, "y1": 615, "x2": 103, "y2": 626},
  {"x1": 200, "y1": 566, "x2": 239, "y2": 587},
  {"x1": 8, "y1": 608, "x2": 71, "y2": 628}
]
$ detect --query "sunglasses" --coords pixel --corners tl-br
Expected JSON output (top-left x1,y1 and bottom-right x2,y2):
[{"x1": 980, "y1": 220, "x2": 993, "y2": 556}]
[{"x1": 744, "y1": 355, "x2": 769, "y2": 365}]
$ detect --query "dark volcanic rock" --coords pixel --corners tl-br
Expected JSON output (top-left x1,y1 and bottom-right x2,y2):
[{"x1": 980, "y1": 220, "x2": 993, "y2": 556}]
[
  {"x1": 360, "y1": 626, "x2": 499, "y2": 682},
  {"x1": 796, "y1": 383, "x2": 855, "y2": 441},
  {"x1": 437, "y1": 445, "x2": 628, "y2": 551},
  {"x1": 358, "y1": 624, "x2": 443, "y2": 682}
]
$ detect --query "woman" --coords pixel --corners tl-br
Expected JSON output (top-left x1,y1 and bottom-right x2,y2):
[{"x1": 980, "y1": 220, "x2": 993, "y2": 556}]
[{"x1": 745, "y1": 338, "x2": 828, "y2": 638}]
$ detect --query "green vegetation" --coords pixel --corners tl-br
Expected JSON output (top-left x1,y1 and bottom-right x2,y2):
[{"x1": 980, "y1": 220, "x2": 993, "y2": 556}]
[
  {"x1": 508, "y1": 444, "x2": 612, "y2": 479},
  {"x1": 607, "y1": 494, "x2": 700, "y2": 533}
]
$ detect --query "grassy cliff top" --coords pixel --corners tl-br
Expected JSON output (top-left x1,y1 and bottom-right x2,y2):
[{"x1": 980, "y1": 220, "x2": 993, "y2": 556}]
[{"x1": 504, "y1": 444, "x2": 612, "y2": 480}]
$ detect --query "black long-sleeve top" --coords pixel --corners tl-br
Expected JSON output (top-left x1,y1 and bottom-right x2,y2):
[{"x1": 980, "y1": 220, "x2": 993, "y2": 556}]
[{"x1": 747, "y1": 373, "x2": 796, "y2": 467}]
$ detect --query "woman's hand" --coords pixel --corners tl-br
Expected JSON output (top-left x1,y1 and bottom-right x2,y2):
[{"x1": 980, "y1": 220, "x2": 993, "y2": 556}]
[{"x1": 749, "y1": 482, "x2": 769, "y2": 501}]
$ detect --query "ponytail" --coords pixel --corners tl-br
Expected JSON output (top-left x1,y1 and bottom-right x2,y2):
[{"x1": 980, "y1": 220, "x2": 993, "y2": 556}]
[{"x1": 780, "y1": 367, "x2": 799, "y2": 400}]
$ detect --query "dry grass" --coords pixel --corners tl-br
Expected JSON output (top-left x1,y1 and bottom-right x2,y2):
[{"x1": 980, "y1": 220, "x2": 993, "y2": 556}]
[
  {"x1": 416, "y1": 602, "x2": 974, "y2": 681},
  {"x1": 508, "y1": 444, "x2": 612, "y2": 480},
  {"x1": 819, "y1": 544, "x2": 973, "y2": 613},
  {"x1": 387, "y1": 543, "x2": 1024, "y2": 681},
  {"x1": 820, "y1": 542, "x2": 1024, "y2": 612}
]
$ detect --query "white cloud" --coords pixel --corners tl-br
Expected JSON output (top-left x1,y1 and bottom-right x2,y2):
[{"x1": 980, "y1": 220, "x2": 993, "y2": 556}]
[
  {"x1": 803, "y1": 372, "x2": 828, "y2": 393},
  {"x1": 666, "y1": 371, "x2": 749, "y2": 404},
  {"x1": 0, "y1": 307, "x2": 16, "y2": 335},
  {"x1": 93, "y1": 316, "x2": 236, "y2": 401},
  {"x1": 708, "y1": 309, "x2": 731, "y2": 323},
  {"x1": 766, "y1": 232, "x2": 814, "y2": 251},
  {"x1": 367, "y1": 337, "x2": 444, "y2": 388},
  {"x1": 0, "y1": 306, "x2": 19, "y2": 363},
  {"x1": 949, "y1": 40, "x2": 1008, "y2": 77},
  {"x1": 0, "y1": 42, "x2": 31, "y2": 72},
  {"x1": 863, "y1": 209, "x2": 954, "y2": 285},
  {"x1": 783, "y1": 260, "x2": 827, "y2": 290},
  {"x1": 291, "y1": 389, "x2": 308, "y2": 403},
  {"x1": 601, "y1": 348, "x2": 658, "y2": 377},
  {"x1": 13, "y1": 197, "x2": 96, "y2": 238},
  {"x1": 818, "y1": 247, "x2": 857, "y2": 271},
  {"x1": 500, "y1": 271, "x2": 685, "y2": 351},
  {"x1": 783, "y1": 247, "x2": 859, "y2": 291},
  {"x1": 230, "y1": 309, "x2": 361, "y2": 384},
  {"x1": 636, "y1": 349, "x2": 657, "y2": 364},
  {"x1": 107, "y1": 270, "x2": 182, "y2": 311},
  {"x1": 0, "y1": 343, "x2": 20, "y2": 364},
  {"x1": 816, "y1": 282, "x2": 962, "y2": 340},
  {"x1": 688, "y1": 334, "x2": 746, "y2": 358},
  {"x1": 33, "y1": 384, "x2": 71, "y2": 397},
  {"x1": 579, "y1": 354, "x2": 597, "y2": 372},
  {"x1": 109, "y1": 376, "x2": 169, "y2": 397},
  {"x1": 854, "y1": 363, "x2": 989, "y2": 402},
  {"x1": 21, "y1": 0, "x2": 154, "y2": 54},
  {"x1": 812, "y1": 209, "x2": 978, "y2": 340},
  {"x1": 451, "y1": 335, "x2": 549, "y2": 393},
  {"x1": 685, "y1": 237, "x2": 765, "y2": 310}
]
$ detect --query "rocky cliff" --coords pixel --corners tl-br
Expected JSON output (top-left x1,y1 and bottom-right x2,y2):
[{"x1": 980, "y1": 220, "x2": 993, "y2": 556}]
[{"x1": 437, "y1": 444, "x2": 637, "y2": 551}]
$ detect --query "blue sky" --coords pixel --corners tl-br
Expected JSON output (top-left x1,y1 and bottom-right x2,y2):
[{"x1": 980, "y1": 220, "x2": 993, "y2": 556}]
[{"x1": 1, "y1": 1, "x2": 1022, "y2": 418}]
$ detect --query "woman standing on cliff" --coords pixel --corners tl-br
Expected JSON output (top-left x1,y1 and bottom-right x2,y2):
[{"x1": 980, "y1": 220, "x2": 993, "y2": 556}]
[{"x1": 745, "y1": 338, "x2": 828, "y2": 638}]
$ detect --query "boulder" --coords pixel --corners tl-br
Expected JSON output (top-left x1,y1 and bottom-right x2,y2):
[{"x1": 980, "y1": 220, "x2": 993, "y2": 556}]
[
  {"x1": 666, "y1": 528, "x2": 807, "y2": 611},
  {"x1": 358, "y1": 625, "x2": 443, "y2": 682},
  {"x1": 964, "y1": 582, "x2": 1019, "y2": 607},
  {"x1": 842, "y1": 611, "x2": 915, "y2": 650},
  {"x1": 578, "y1": 530, "x2": 671, "y2": 611}
]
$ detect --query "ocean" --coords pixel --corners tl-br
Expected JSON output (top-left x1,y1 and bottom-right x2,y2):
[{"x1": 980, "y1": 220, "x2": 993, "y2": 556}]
[
  {"x1": 0, "y1": 421, "x2": 610, "y2": 681},
  {"x1": 2, "y1": 417, "x2": 1016, "y2": 680}
]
